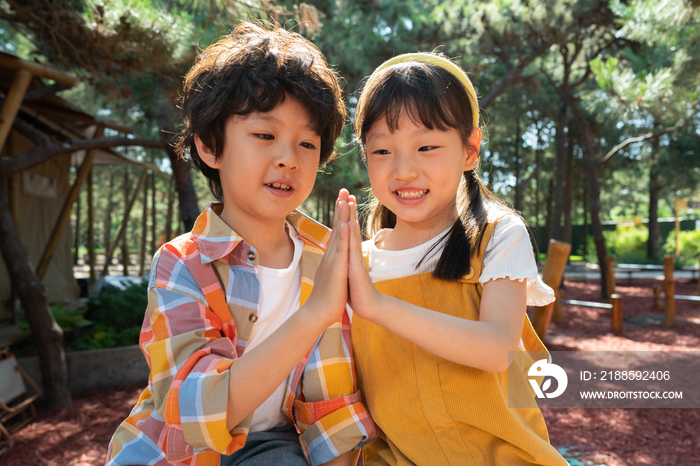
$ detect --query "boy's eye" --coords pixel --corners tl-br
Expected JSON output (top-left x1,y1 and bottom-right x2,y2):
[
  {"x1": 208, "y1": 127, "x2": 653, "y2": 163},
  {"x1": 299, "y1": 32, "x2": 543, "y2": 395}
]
[
  {"x1": 300, "y1": 141, "x2": 317, "y2": 150},
  {"x1": 418, "y1": 146, "x2": 437, "y2": 152},
  {"x1": 255, "y1": 133, "x2": 274, "y2": 140}
]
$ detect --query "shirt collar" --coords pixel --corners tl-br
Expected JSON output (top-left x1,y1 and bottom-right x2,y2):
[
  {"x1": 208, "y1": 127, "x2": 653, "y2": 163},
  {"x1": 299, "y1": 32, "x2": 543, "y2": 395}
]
[{"x1": 191, "y1": 202, "x2": 332, "y2": 264}]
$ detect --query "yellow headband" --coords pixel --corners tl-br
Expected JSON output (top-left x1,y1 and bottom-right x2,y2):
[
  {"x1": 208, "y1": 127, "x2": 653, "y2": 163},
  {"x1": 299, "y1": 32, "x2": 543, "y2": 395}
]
[{"x1": 368, "y1": 52, "x2": 480, "y2": 127}]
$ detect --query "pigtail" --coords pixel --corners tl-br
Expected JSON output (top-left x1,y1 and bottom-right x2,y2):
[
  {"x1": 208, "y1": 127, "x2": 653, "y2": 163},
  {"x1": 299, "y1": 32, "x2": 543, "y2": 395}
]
[{"x1": 431, "y1": 170, "x2": 490, "y2": 280}]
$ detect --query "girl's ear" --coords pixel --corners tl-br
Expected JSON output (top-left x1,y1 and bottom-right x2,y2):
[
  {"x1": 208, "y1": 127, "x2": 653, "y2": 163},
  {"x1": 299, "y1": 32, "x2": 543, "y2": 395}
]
[
  {"x1": 194, "y1": 135, "x2": 220, "y2": 169},
  {"x1": 463, "y1": 128, "x2": 482, "y2": 172}
]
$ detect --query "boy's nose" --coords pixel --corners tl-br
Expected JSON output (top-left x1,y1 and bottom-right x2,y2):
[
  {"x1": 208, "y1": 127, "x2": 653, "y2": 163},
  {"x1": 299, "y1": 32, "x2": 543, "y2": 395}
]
[{"x1": 274, "y1": 145, "x2": 299, "y2": 171}]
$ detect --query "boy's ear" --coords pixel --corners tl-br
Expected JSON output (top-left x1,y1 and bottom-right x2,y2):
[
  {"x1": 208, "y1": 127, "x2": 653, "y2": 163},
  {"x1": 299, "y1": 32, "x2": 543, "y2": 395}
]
[
  {"x1": 463, "y1": 128, "x2": 482, "y2": 172},
  {"x1": 194, "y1": 135, "x2": 220, "y2": 169}
]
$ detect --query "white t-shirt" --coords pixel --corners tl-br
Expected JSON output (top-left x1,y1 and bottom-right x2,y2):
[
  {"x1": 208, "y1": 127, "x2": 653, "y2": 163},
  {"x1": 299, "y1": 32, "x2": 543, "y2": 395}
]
[
  {"x1": 356, "y1": 213, "x2": 554, "y2": 314},
  {"x1": 246, "y1": 223, "x2": 304, "y2": 432}
]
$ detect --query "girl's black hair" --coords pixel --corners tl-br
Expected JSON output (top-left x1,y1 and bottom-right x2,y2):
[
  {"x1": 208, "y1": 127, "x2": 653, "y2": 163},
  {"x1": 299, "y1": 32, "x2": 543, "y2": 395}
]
[{"x1": 354, "y1": 57, "x2": 510, "y2": 281}]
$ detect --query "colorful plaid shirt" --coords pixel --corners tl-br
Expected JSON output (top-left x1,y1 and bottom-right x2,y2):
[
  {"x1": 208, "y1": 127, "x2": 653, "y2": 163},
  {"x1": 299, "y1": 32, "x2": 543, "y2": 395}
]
[{"x1": 107, "y1": 203, "x2": 376, "y2": 466}]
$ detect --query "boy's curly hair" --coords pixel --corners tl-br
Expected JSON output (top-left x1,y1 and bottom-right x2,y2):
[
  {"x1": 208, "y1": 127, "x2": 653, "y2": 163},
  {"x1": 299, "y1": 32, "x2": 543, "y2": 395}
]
[{"x1": 176, "y1": 21, "x2": 346, "y2": 201}]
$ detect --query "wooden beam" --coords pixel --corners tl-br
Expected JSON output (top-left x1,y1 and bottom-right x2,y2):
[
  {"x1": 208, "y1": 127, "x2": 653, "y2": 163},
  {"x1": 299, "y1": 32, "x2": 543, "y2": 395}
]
[
  {"x1": 530, "y1": 239, "x2": 572, "y2": 341},
  {"x1": 100, "y1": 170, "x2": 149, "y2": 279},
  {"x1": 0, "y1": 69, "x2": 33, "y2": 153},
  {"x1": 605, "y1": 256, "x2": 616, "y2": 299},
  {"x1": 36, "y1": 126, "x2": 104, "y2": 280},
  {"x1": 0, "y1": 54, "x2": 78, "y2": 87}
]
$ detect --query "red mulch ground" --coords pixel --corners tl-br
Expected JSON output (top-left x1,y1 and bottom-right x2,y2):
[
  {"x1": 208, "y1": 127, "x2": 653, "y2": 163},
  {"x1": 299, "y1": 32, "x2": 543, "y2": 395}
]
[{"x1": 2, "y1": 277, "x2": 699, "y2": 465}]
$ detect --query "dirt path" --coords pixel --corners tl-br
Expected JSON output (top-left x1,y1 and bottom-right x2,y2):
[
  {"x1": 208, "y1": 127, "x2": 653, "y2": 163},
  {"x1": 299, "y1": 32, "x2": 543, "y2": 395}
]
[{"x1": 2, "y1": 278, "x2": 698, "y2": 465}]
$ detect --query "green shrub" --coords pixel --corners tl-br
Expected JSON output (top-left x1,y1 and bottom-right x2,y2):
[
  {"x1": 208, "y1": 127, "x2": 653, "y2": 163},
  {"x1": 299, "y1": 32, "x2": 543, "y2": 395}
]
[
  {"x1": 86, "y1": 280, "x2": 148, "y2": 330},
  {"x1": 663, "y1": 230, "x2": 700, "y2": 266},
  {"x1": 584, "y1": 226, "x2": 659, "y2": 265}
]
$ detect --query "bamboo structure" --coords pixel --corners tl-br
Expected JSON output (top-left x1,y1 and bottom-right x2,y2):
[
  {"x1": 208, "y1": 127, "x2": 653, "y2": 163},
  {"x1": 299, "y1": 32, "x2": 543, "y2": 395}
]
[
  {"x1": 664, "y1": 255, "x2": 675, "y2": 326},
  {"x1": 530, "y1": 239, "x2": 571, "y2": 340}
]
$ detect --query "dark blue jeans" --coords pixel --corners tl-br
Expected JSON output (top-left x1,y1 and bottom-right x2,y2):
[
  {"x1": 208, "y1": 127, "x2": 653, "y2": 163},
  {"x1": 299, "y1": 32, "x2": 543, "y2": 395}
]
[{"x1": 219, "y1": 425, "x2": 308, "y2": 466}]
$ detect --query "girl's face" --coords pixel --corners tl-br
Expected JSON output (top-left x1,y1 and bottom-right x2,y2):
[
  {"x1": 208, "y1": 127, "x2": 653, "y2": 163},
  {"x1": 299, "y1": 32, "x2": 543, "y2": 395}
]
[{"x1": 365, "y1": 112, "x2": 481, "y2": 234}]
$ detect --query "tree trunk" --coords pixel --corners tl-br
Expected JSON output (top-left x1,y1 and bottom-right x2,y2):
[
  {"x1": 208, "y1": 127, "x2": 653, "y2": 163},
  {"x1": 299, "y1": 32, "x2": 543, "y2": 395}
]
[
  {"x1": 122, "y1": 167, "x2": 129, "y2": 276},
  {"x1": 514, "y1": 116, "x2": 524, "y2": 213},
  {"x1": 552, "y1": 101, "x2": 568, "y2": 240},
  {"x1": 155, "y1": 95, "x2": 199, "y2": 232},
  {"x1": 568, "y1": 97, "x2": 609, "y2": 299},
  {"x1": 563, "y1": 136, "x2": 575, "y2": 244},
  {"x1": 534, "y1": 121, "x2": 544, "y2": 226},
  {"x1": 165, "y1": 175, "x2": 175, "y2": 247},
  {"x1": 647, "y1": 125, "x2": 661, "y2": 259},
  {"x1": 104, "y1": 169, "x2": 115, "y2": 273},
  {"x1": 545, "y1": 177, "x2": 555, "y2": 244},
  {"x1": 583, "y1": 181, "x2": 589, "y2": 259},
  {"x1": 73, "y1": 185, "x2": 80, "y2": 265},
  {"x1": 150, "y1": 172, "x2": 157, "y2": 258},
  {"x1": 0, "y1": 179, "x2": 71, "y2": 408},
  {"x1": 138, "y1": 172, "x2": 148, "y2": 277}
]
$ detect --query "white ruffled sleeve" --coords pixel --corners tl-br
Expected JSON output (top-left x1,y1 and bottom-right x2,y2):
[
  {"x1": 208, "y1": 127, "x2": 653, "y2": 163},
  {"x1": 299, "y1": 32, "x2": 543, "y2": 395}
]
[{"x1": 479, "y1": 214, "x2": 555, "y2": 307}]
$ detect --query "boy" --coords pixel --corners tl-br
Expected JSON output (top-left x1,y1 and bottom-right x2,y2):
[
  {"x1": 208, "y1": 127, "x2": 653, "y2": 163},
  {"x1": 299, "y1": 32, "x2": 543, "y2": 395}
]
[{"x1": 107, "y1": 22, "x2": 376, "y2": 466}]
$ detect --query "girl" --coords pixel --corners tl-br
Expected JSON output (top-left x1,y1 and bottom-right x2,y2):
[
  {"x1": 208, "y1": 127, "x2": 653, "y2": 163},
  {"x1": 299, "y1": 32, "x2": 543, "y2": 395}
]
[{"x1": 345, "y1": 53, "x2": 569, "y2": 466}]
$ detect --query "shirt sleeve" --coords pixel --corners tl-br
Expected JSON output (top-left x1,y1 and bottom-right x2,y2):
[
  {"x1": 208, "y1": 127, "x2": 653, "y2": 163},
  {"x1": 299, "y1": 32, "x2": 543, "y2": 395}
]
[
  {"x1": 292, "y1": 310, "x2": 377, "y2": 465},
  {"x1": 479, "y1": 214, "x2": 555, "y2": 306},
  {"x1": 142, "y1": 246, "x2": 245, "y2": 462}
]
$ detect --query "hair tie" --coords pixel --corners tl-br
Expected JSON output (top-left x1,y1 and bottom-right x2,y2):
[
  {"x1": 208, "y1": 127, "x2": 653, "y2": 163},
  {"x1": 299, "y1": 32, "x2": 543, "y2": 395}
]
[{"x1": 368, "y1": 53, "x2": 479, "y2": 127}]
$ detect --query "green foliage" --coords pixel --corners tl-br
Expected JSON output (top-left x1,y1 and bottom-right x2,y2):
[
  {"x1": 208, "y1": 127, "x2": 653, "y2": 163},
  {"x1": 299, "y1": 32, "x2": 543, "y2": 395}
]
[
  {"x1": 73, "y1": 324, "x2": 142, "y2": 350},
  {"x1": 664, "y1": 230, "x2": 700, "y2": 266},
  {"x1": 86, "y1": 280, "x2": 148, "y2": 331},
  {"x1": 18, "y1": 303, "x2": 93, "y2": 333},
  {"x1": 584, "y1": 226, "x2": 659, "y2": 264}
]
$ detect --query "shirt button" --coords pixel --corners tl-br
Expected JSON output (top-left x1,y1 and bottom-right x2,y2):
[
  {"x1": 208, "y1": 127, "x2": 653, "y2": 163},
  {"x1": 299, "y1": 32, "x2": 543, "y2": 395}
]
[
  {"x1": 247, "y1": 251, "x2": 256, "y2": 261},
  {"x1": 249, "y1": 313, "x2": 258, "y2": 323}
]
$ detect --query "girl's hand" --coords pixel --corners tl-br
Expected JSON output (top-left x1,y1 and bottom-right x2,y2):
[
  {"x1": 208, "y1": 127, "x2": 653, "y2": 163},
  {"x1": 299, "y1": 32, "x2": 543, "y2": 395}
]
[
  {"x1": 305, "y1": 189, "x2": 351, "y2": 328},
  {"x1": 347, "y1": 196, "x2": 383, "y2": 322}
]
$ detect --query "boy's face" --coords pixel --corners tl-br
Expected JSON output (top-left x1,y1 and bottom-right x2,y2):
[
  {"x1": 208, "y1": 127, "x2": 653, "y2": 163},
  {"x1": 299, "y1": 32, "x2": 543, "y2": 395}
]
[{"x1": 196, "y1": 97, "x2": 321, "y2": 228}]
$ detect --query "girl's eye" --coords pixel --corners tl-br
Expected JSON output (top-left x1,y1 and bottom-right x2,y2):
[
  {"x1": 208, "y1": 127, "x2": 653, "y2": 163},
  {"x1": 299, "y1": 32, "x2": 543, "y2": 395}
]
[
  {"x1": 371, "y1": 149, "x2": 390, "y2": 155},
  {"x1": 418, "y1": 146, "x2": 437, "y2": 152},
  {"x1": 255, "y1": 133, "x2": 274, "y2": 140},
  {"x1": 300, "y1": 141, "x2": 317, "y2": 150}
]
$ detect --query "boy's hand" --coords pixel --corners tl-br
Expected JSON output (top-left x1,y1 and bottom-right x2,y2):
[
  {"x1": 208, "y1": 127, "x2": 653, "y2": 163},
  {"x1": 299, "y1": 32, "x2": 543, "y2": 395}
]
[
  {"x1": 347, "y1": 196, "x2": 383, "y2": 322},
  {"x1": 305, "y1": 189, "x2": 351, "y2": 328}
]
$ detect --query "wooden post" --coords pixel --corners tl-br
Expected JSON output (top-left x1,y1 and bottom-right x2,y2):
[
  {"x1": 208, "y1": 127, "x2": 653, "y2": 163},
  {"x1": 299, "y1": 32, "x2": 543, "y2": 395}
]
[
  {"x1": 610, "y1": 294, "x2": 623, "y2": 334},
  {"x1": 605, "y1": 256, "x2": 616, "y2": 300},
  {"x1": 36, "y1": 126, "x2": 104, "y2": 281},
  {"x1": 531, "y1": 239, "x2": 571, "y2": 340},
  {"x1": 653, "y1": 286, "x2": 661, "y2": 310},
  {"x1": 87, "y1": 166, "x2": 95, "y2": 292},
  {"x1": 100, "y1": 170, "x2": 149, "y2": 279},
  {"x1": 664, "y1": 255, "x2": 675, "y2": 326},
  {"x1": 0, "y1": 69, "x2": 33, "y2": 152},
  {"x1": 553, "y1": 290, "x2": 564, "y2": 323}
]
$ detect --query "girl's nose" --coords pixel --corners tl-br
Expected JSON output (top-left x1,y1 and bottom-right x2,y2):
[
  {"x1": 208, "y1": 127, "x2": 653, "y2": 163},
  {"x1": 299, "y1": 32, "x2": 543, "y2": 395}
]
[{"x1": 393, "y1": 153, "x2": 418, "y2": 181}]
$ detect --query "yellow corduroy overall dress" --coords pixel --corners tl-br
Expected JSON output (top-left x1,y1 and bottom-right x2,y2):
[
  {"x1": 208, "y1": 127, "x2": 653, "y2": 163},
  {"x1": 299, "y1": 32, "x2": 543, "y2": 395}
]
[{"x1": 352, "y1": 221, "x2": 569, "y2": 466}]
